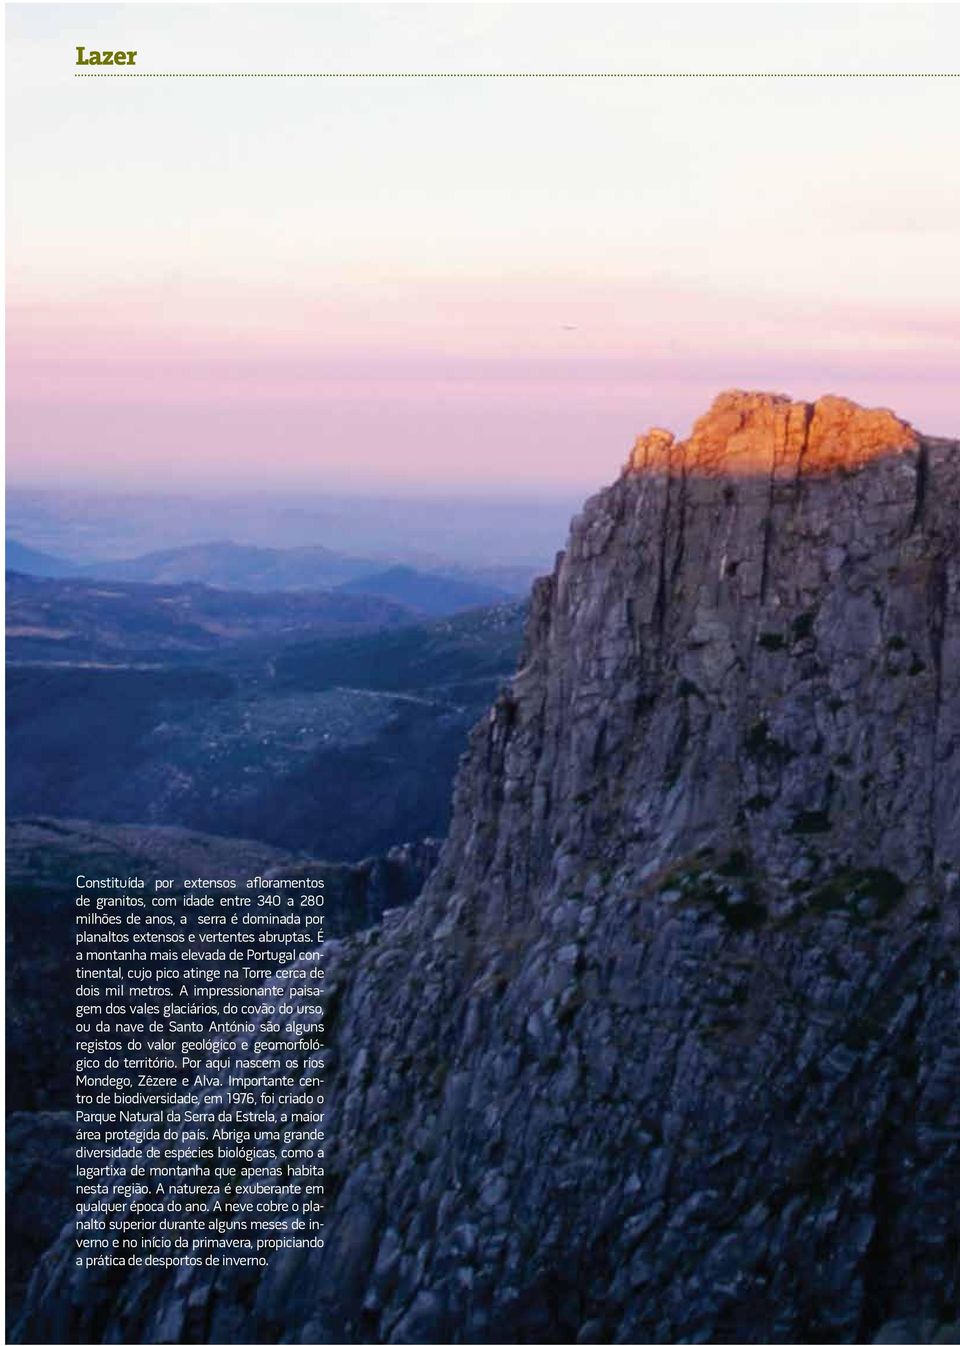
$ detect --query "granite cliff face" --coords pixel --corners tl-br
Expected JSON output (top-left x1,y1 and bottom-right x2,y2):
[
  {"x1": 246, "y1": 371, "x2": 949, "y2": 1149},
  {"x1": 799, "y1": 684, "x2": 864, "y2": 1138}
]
[{"x1": 19, "y1": 392, "x2": 960, "y2": 1344}]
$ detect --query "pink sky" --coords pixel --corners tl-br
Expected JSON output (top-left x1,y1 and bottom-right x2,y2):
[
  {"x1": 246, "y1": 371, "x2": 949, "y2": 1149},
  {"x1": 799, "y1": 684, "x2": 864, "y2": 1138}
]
[{"x1": 7, "y1": 5, "x2": 960, "y2": 493}]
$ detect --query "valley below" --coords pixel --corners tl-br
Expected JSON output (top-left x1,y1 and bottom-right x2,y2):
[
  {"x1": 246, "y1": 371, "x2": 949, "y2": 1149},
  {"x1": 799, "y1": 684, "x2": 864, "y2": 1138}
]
[{"x1": 5, "y1": 574, "x2": 526, "y2": 859}]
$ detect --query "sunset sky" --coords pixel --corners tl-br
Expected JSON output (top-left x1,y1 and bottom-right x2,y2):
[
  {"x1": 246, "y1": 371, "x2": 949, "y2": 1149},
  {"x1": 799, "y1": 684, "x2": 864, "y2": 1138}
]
[{"x1": 7, "y1": 3, "x2": 960, "y2": 494}]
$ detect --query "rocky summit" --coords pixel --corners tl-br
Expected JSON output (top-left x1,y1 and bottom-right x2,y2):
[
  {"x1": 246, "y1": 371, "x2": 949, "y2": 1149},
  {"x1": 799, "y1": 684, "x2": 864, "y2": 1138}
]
[
  {"x1": 18, "y1": 391, "x2": 960, "y2": 1344},
  {"x1": 627, "y1": 390, "x2": 919, "y2": 478}
]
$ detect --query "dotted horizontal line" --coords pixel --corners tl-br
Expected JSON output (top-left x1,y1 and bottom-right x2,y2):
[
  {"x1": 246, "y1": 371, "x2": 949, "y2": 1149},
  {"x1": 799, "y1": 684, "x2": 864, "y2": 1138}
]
[{"x1": 74, "y1": 71, "x2": 959, "y2": 78}]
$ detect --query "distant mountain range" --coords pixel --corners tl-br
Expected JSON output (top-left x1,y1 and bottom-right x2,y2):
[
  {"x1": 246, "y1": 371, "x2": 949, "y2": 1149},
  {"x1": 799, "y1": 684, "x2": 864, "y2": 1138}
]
[
  {"x1": 5, "y1": 571, "x2": 411, "y2": 662},
  {"x1": 6, "y1": 487, "x2": 576, "y2": 569},
  {"x1": 336, "y1": 564, "x2": 509, "y2": 616},
  {"x1": 6, "y1": 537, "x2": 529, "y2": 615},
  {"x1": 4, "y1": 540, "x2": 78, "y2": 578},
  {"x1": 78, "y1": 538, "x2": 374, "y2": 589}
]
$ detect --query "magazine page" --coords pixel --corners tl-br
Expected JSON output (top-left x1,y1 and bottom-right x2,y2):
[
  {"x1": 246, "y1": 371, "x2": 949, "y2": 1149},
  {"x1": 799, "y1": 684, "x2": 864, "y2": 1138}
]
[{"x1": 5, "y1": 4, "x2": 959, "y2": 1344}]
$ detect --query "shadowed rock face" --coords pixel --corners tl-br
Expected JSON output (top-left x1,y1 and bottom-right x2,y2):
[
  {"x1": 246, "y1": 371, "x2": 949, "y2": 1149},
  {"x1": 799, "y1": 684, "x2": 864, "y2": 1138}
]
[{"x1": 16, "y1": 392, "x2": 960, "y2": 1345}]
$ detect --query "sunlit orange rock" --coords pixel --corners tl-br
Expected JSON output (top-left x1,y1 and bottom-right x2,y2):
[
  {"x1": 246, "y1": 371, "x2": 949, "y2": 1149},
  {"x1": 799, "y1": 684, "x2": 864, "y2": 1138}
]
[
  {"x1": 628, "y1": 426, "x2": 676, "y2": 474},
  {"x1": 625, "y1": 390, "x2": 918, "y2": 478}
]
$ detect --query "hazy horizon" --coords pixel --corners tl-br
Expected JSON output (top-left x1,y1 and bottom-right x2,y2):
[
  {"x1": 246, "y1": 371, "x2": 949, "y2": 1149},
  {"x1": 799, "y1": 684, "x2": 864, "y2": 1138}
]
[
  {"x1": 7, "y1": 3, "x2": 960, "y2": 497},
  {"x1": 6, "y1": 482, "x2": 584, "y2": 568}
]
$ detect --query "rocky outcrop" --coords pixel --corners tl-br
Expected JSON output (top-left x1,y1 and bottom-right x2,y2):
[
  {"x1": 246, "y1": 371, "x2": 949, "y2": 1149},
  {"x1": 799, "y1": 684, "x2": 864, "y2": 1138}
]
[
  {"x1": 627, "y1": 391, "x2": 918, "y2": 478},
  {"x1": 5, "y1": 1112, "x2": 76, "y2": 1320},
  {"x1": 17, "y1": 392, "x2": 960, "y2": 1344}
]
